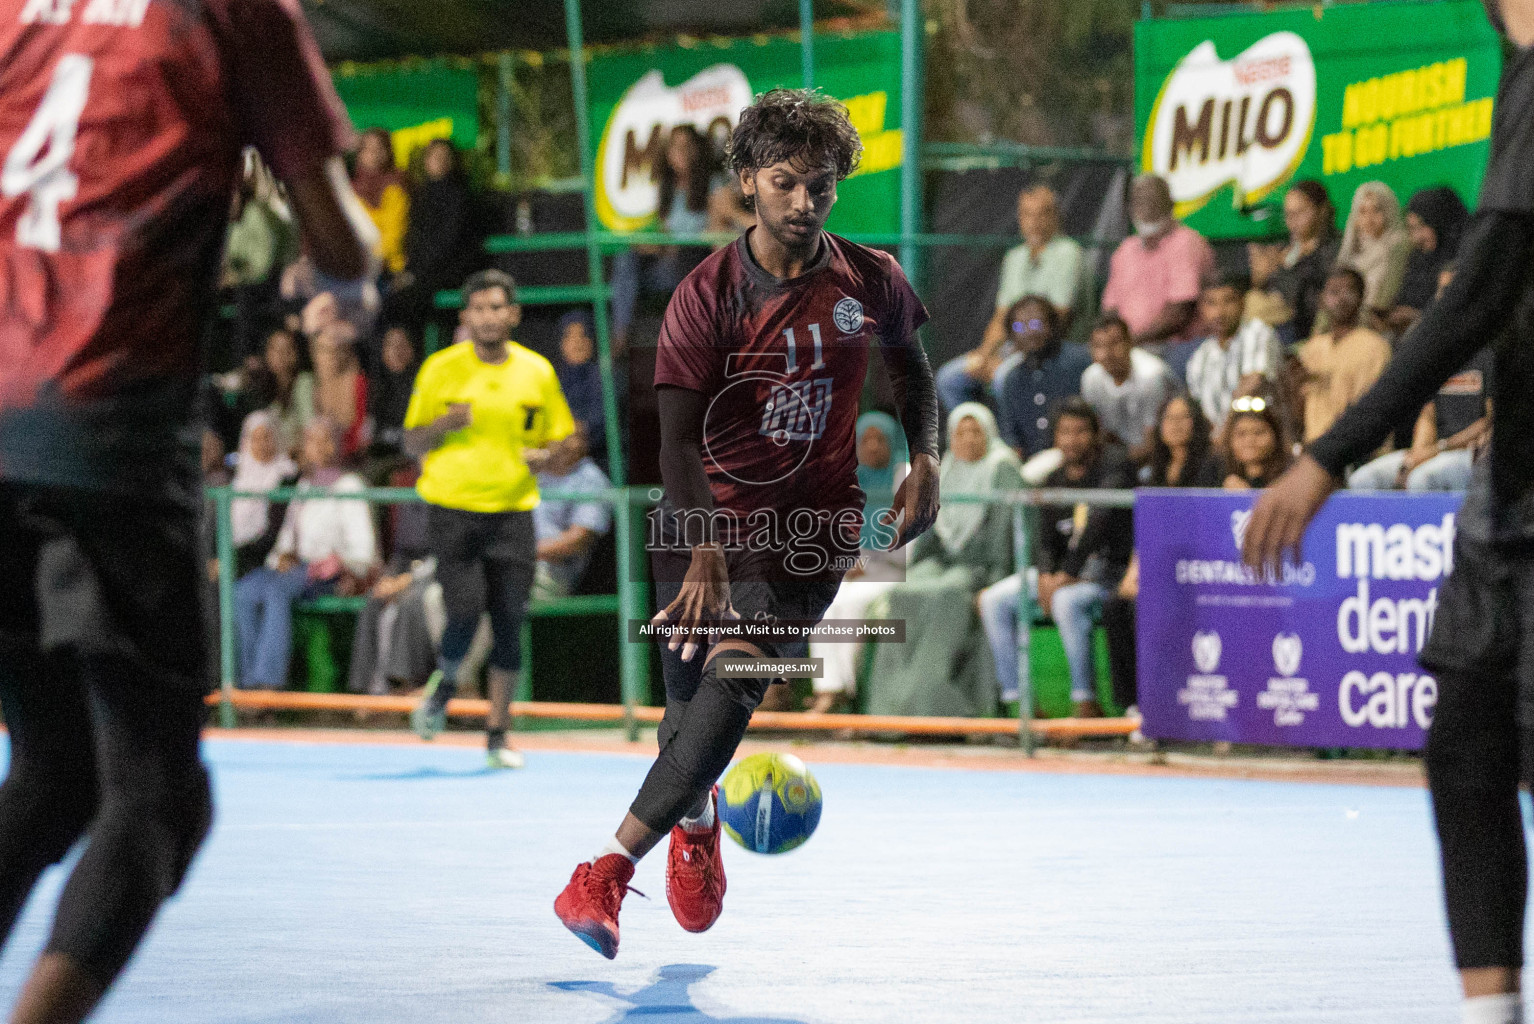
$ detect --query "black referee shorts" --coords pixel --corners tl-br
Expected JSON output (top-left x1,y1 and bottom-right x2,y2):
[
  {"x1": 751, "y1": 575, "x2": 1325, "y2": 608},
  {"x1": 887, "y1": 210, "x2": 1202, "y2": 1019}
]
[{"x1": 426, "y1": 504, "x2": 536, "y2": 670}]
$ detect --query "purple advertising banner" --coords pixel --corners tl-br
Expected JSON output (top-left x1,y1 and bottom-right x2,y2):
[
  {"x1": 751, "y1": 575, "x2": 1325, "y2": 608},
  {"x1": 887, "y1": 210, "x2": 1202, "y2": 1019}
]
[{"x1": 1135, "y1": 490, "x2": 1461, "y2": 750}]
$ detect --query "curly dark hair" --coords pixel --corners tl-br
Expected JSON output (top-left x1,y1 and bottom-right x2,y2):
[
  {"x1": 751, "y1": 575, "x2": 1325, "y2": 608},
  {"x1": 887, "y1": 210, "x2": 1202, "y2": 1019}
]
[{"x1": 726, "y1": 88, "x2": 862, "y2": 181}]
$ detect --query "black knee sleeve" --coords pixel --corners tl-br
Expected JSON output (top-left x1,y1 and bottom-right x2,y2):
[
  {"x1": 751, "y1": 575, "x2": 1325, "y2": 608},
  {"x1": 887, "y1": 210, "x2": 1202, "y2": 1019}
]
[
  {"x1": 47, "y1": 761, "x2": 213, "y2": 985},
  {"x1": 0, "y1": 765, "x2": 97, "y2": 942},
  {"x1": 1424, "y1": 669, "x2": 1526, "y2": 971},
  {"x1": 629, "y1": 650, "x2": 765, "y2": 834}
]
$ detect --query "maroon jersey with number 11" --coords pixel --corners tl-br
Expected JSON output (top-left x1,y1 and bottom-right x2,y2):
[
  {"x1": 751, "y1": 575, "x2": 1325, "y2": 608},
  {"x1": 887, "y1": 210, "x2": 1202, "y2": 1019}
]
[{"x1": 654, "y1": 230, "x2": 928, "y2": 522}]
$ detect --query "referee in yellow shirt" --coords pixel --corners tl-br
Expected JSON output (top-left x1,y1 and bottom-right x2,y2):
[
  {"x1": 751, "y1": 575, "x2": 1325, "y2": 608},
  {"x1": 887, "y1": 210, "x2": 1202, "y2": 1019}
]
[{"x1": 404, "y1": 270, "x2": 580, "y2": 768}]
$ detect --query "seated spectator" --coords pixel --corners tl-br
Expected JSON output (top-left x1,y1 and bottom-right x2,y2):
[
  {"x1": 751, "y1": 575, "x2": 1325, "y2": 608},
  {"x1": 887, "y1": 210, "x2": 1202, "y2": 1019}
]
[
  {"x1": 611, "y1": 125, "x2": 722, "y2": 353},
  {"x1": 1107, "y1": 395, "x2": 1222, "y2": 714},
  {"x1": 808, "y1": 412, "x2": 910, "y2": 714},
  {"x1": 1100, "y1": 174, "x2": 1215, "y2": 350},
  {"x1": 1348, "y1": 346, "x2": 1489, "y2": 493},
  {"x1": 532, "y1": 450, "x2": 614, "y2": 600},
  {"x1": 994, "y1": 296, "x2": 1092, "y2": 480},
  {"x1": 1245, "y1": 179, "x2": 1339, "y2": 345},
  {"x1": 1222, "y1": 393, "x2": 1293, "y2": 489},
  {"x1": 228, "y1": 411, "x2": 299, "y2": 579},
  {"x1": 863, "y1": 404, "x2": 1021, "y2": 717},
  {"x1": 981, "y1": 399, "x2": 1133, "y2": 715},
  {"x1": 234, "y1": 419, "x2": 378, "y2": 690},
  {"x1": 202, "y1": 428, "x2": 229, "y2": 487},
  {"x1": 554, "y1": 310, "x2": 608, "y2": 460},
  {"x1": 1295, "y1": 266, "x2": 1392, "y2": 444},
  {"x1": 311, "y1": 322, "x2": 369, "y2": 461},
  {"x1": 1140, "y1": 395, "x2": 1222, "y2": 487},
  {"x1": 348, "y1": 500, "x2": 439, "y2": 696},
  {"x1": 936, "y1": 185, "x2": 1086, "y2": 411},
  {"x1": 366, "y1": 325, "x2": 419, "y2": 467},
  {"x1": 1186, "y1": 272, "x2": 1282, "y2": 432},
  {"x1": 392, "y1": 138, "x2": 475, "y2": 330},
  {"x1": 979, "y1": 398, "x2": 1133, "y2": 716},
  {"x1": 223, "y1": 153, "x2": 297, "y2": 363},
  {"x1": 1081, "y1": 312, "x2": 1178, "y2": 463},
  {"x1": 351, "y1": 127, "x2": 409, "y2": 277},
  {"x1": 1384, "y1": 186, "x2": 1469, "y2": 336},
  {"x1": 1337, "y1": 180, "x2": 1410, "y2": 328},
  {"x1": 252, "y1": 326, "x2": 315, "y2": 454}
]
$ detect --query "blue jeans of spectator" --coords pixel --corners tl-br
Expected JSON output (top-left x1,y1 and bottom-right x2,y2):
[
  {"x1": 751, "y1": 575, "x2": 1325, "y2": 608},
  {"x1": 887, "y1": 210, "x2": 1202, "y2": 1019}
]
[
  {"x1": 978, "y1": 572, "x2": 1107, "y2": 704},
  {"x1": 610, "y1": 249, "x2": 689, "y2": 341},
  {"x1": 1347, "y1": 448, "x2": 1474, "y2": 491},
  {"x1": 234, "y1": 565, "x2": 310, "y2": 690}
]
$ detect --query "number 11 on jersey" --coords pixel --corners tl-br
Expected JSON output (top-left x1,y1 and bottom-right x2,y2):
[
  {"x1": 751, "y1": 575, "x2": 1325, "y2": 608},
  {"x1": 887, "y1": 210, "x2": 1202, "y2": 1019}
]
[
  {"x1": 782, "y1": 323, "x2": 826, "y2": 373},
  {"x1": 3, "y1": 54, "x2": 94, "y2": 253}
]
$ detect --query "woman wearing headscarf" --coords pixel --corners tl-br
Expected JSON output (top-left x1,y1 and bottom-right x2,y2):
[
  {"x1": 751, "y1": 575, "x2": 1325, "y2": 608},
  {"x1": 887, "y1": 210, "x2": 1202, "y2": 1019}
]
[
  {"x1": 806, "y1": 413, "x2": 910, "y2": 713},
  {"x1": 351, "y1": 127, "x2": 409, "y2": 277},
  {"x1": 1386, "y1": 186, "x2": 1471, "y2": 335},
  {"x1": 1337, "y1": 180, "x2": 1411, "y2": 325},
  {"x1": 554, "y1": 309, "x2": 607, "y2": 459},
  {"x1": 863, "y1": 403, "x2": 1022, "y2": 717},
  {"x1": 229, "y1": 411, "x2": 299, "y2": 579}
]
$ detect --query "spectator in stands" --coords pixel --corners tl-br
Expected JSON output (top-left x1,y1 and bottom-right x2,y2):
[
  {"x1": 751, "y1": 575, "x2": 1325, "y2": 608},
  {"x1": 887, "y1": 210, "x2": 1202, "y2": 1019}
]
[
  {"x1": 994, "y1": 296, "x2": 1092, "y2": 480},
  {"x1": 366, "y1": 325, "x2": 419, "y2": 469},
  {"x1": 979, "y1": 398, "x2": 1134, "y2": 717},
  {"x1": 256, "y1": 326, "x2": 315, "y2": 455},
  {"x1": 347, "y1": 500, "x2": 439, "y2": 696},
  {"x1": 935, "y1": 185, "x2": 1087, "y2": 410},
  {"x1": 864, "y1": 404, "x2": 1021, "y2": 717},
  {"x1": 393, "y1": 138, "x2": 475, "y2": 329},
  {"x1": 1081, "y1": 312, "x2": 1178, "y2": 463},
  {"x1": 533, "y1": 449, "x2": 614, "y2": 600},
  {"x1": 555, "y1": 310, "x2": 607, "y2": 460},
  {"x1": 1104, "y1": 395, "x2": 1222, "y2": 714},
  {"x1": 352, "y1": 128, "x2": 409, "y2": 278},
  {"x1": 808, "y1": 413, "x2": 910, "y2": 714},
  {"x1": 1296, "y1": 266, "x2": 1392, "y2": 444},
  {"x1": 1348, "y1": 266, "x2": 1487, "y2": 491},
  {"x1": 223, "y1": 152, "x2": 298, "y2": 362},
  {"x1": 234, "y1": 418, "x2": 378, "y2": 690},
  {"x1": 202, "y1": 428, "x2": 229, "y2": 487},
  {"x1": 610, "y1": 125, "x2": 722, "y2": 354},
  {"x1": 229, "y1": 411, "x2": 299, "y2": 579},
  {"x1": 310, "y1": 322, "x2": 369, "y2": 461},
  {"x1": 1185, "y1": 273, "x2": 1283, "y2": 432},
  {"x1": 1338, "y1": 180, "x2": 1410, "y2": 326},
  {"x1": 1100, "y1": 174, "x2": 1215, "y2": 350},
  {"x1": 1221, "y1": 393, "x2": 1293, "y2": 489},
  {"x1": 1246, "y1": 179, "x2": 1339, "y2": 345},
  {"x1": 1383, "y1": 186, "x2": 1469, "y2": 336}
]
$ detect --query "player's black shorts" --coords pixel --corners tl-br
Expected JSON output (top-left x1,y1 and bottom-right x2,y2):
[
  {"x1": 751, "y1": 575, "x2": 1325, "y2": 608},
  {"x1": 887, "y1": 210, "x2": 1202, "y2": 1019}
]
[
  {"x1": 1420, "y1": 535, "x2": 1534, "y2": 679},
  {"x1": 0, "y1": 481, "x2": 211, "y2": 690},
  {"x1": 425, "y1": 504, "x2": 536, "y2": 624}
]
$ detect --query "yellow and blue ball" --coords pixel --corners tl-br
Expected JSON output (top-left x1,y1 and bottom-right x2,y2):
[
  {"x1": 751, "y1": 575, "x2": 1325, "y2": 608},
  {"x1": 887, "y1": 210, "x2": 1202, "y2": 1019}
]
[{"x1": 718, "y1": 752, "x2": 822, "y2": 855}]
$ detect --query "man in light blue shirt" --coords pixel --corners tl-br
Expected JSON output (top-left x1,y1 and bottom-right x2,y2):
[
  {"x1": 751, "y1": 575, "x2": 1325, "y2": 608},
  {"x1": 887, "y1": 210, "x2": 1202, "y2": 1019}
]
[
  {"x1": 936, "y1": 185, "x2": 1089, "y2": 413},
  {"x1": 533, "y1": 455, "x2": 613, "y2": 599}
]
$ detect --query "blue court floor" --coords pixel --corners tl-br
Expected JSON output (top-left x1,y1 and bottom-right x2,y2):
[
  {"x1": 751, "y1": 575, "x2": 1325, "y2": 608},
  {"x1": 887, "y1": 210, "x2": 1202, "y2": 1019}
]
[{"x1": 0, "y1": 737, "x2": 1480, "y2": 1023}]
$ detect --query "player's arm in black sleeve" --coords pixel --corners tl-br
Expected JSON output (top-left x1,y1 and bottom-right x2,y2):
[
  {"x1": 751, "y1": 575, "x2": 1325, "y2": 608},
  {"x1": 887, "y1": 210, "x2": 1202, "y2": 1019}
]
[
  {"x1": 656, "y1": 384, "x2": 718, "y2": 544},
  {"x1": 877, "y1": 329, "x2": 941, "y2": 462},
  {"x1": 1307, "y1": 211, "x2": 1534, "y2": 475}
]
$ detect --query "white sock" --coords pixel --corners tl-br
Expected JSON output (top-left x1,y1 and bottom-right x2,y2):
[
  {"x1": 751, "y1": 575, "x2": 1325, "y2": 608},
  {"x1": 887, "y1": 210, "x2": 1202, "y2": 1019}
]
[
  {"x1": 592, "y1": 836, "x2": 637, "y2": 866},
  {"x1": 1464, "y1": 993, "x2": 1522, "y2": 1024},
  {"x1": 679, "y1": 794, "x2": 716, "y2": 834}
]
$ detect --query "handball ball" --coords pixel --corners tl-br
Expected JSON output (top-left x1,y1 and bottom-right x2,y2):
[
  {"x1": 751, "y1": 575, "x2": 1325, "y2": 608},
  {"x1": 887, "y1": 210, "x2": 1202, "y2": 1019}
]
[{"x1": 718, "y1": 752, "x2": 822, "y2": 855}]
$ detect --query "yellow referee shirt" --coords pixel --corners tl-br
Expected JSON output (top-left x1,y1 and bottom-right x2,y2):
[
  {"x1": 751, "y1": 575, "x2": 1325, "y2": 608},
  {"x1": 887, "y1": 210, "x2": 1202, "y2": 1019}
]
[{"x1": 404, "y1": 340, "x2": 576, "y2": 514}]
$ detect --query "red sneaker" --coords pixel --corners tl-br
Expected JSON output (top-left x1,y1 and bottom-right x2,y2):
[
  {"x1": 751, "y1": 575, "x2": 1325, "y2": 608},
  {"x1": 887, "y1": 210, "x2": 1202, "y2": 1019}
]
[
  {"x1": 554, "y1": 854, "x2": 640, "y2": 959},
  {"x1": 666, "y1": 788, "x2": 727, "y2": 933}
]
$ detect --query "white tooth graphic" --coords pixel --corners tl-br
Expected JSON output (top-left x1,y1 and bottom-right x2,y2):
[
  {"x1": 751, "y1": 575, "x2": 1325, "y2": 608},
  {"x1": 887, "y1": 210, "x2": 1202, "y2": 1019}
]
[
  {"x1": 595, "y1": 64, "x2": 755, "y2": 231},
  {"x1": 1143, "y1": 31, "x2": 1317, "y2": 217}
]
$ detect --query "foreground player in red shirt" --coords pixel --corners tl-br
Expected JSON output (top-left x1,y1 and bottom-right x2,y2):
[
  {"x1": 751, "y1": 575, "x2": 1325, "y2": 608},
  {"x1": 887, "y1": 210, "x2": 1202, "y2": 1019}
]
[
  {"x1": 0, "y1": 2, "x2": 373, "y2": 1020},
  {"x1": 555, "y1": 89, "x2": 942, "y2": 958}
]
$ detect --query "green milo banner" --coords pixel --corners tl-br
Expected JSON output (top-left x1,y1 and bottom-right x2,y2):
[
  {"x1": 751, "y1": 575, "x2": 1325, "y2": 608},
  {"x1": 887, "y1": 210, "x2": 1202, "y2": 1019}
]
[
  {"x1": 332, "y1": 61, "x2": 479, "y2": 169},
  {"x1": 587, "y1": 31, "x2": 904, "y2": 235},
  {"x1": 1134, "y1": 0, "x2": 1501, "y2": 239}
]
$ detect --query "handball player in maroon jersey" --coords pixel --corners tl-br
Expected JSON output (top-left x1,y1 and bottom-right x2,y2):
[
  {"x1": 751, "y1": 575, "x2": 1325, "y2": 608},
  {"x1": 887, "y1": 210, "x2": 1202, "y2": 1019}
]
[
  {"x1": 555, "y1": 88, "x2": 943, "y2": 959},
  {"x1": 0, "y1": 1, "x2": 373, "y2": 1020}
]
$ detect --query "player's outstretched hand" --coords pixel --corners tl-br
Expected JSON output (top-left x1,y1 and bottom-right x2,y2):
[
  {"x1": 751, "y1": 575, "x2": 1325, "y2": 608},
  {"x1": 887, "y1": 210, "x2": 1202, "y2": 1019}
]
[
  {"x1": 653, "y1": 544, "x2": 739, "y2": 662},
  {"x1": 886, "y1": 453, "x2": 941, "y2": 550},
  {"x1": 1241, "y1": 454, "x2": 1337, "y2": 576}
]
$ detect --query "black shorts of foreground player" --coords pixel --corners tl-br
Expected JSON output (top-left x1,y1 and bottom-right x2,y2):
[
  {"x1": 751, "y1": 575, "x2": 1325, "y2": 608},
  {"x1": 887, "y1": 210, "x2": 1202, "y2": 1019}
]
[
  {"x1": 555, "y1": 88, "x2": 942, "y2": 959},
  {"x1": 1244, "y1": 4, "x2": 1534, "y2": 1021}
]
